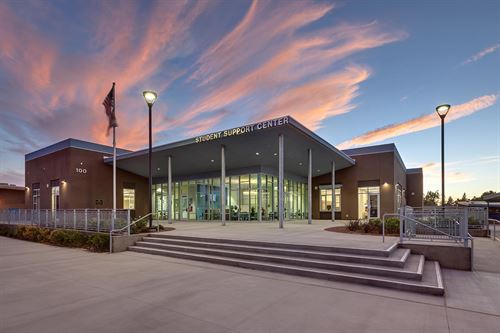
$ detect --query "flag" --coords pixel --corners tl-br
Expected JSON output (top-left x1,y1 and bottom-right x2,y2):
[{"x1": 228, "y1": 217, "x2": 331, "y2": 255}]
[{"x1": 103, "y1": 83, "x2": 117, "y2": 135}]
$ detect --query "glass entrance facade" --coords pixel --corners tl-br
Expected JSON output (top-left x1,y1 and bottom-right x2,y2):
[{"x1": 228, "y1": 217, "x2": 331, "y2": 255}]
[{"x1": 152, "y1": 173, "x2": 307, "y2": 221}]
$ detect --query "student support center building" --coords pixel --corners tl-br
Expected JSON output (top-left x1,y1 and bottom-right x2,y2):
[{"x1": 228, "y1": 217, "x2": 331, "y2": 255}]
[{"x1": 24, "y1": 116, "x2": 423, "y2": 224}]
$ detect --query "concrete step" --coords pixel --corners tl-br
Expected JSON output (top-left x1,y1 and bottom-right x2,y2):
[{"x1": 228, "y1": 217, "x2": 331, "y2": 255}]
[
  {"x1": 135, "y1": 240, "x2": 424, "y2": 280},
  {"x1": 128, "y1": 246, "x2": 444, "y2": 295},
  {"x1": 147, "y1": 234, "x2": 396, "y2": 257},
  {"x1": 142, "y1": 236, "x2": 410, "y2": 267}
]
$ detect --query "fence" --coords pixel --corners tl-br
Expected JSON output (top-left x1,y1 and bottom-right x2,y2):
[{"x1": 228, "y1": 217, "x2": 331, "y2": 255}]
[{"x1": 0, "y1": 209, "x2": 130, "y2": 233}]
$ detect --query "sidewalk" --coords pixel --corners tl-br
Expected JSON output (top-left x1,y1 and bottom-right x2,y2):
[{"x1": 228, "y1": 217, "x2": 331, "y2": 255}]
[{"x1": 1, "y1": 236, "x2": 499, "y2": 332}]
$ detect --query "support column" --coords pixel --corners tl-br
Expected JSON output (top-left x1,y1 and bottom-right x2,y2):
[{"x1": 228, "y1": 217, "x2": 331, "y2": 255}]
[
  {"x1": 167, "y1": 155, "x2": 172, "y2": 224},
  {"x1": 331, "y1": 160, "x2": 336, "y2": 222},
  {"x1": 308, "y1": 149, "x2": 312, "y2": 225},
  {"x1": 221, "y1": 145, "x2": 226, "y2": 226},
  {"x1": 258, "y1": 173, "x2": 262, "y2": 222},
  {"x1": 278, "y1": 134, "x2": 284, "y2": 229}
]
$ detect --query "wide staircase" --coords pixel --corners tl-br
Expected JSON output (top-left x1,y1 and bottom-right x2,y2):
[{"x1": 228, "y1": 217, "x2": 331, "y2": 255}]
[{"x1": 128, "y1": 234, "x2": 444, "y2": 295}]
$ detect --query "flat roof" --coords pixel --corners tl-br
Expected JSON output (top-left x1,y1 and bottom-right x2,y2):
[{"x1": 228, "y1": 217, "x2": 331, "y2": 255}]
[
  {"x1": 105, "y1": 115, "x2": 356, "y2": 179},
  {"x1": 342, "y1": 143, "x2": 410, "y2": 172},
  {"x1": 0, "y1": 183, "x2": 25, "y2": 191},
  {"x1": 25, "y1": 138, "x2": 131, "y2": 162}
]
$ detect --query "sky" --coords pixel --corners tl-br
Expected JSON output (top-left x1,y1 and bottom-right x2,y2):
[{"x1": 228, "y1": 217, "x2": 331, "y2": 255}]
[{"x1": 0, "y1": 0, "x2": 499, "y2": 200}]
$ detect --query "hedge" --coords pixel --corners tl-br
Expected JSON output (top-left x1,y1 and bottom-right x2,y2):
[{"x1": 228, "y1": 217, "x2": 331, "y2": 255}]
[{"x1": 0, "y1": 224, "x2": 109, "y2": 252}]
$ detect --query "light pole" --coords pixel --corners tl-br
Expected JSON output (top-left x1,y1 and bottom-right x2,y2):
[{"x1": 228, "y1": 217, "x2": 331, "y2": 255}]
[
  {"x1": 435, "y1": 104, "x2": 451, "y2": 207},
  {"x1": 143, "y1": 90, "x2": 157, "y2": 228}
]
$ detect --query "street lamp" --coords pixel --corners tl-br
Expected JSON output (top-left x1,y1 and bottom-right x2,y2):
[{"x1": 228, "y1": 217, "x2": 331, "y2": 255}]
[
  {"x1": 435, "y1": 103, "x2": 450, "y2": 207},
  {"x1": 143, "y1": 90, "x2": 157, "y2": 228}
]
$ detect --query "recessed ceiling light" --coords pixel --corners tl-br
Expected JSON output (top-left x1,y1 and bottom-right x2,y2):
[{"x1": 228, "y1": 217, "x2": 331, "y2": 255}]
[
  {"x1": 157, "y1": 167, "x2": 160, "y2": 171},
  {"x1": 210, "y1": 159, "x2": 215, "y2": 163},
  {"x1": 273, "y1": 152, "x2": 277, "y2": 156},
  {"x1": 255, "y1": 152, "x2": 260, "y2": 156},
  {"x1": 299, "y1": 162, "x2": 303, "y2": 166},
  {"x1": 317, "y1": 169, "x2": 321, "y2": 172}
]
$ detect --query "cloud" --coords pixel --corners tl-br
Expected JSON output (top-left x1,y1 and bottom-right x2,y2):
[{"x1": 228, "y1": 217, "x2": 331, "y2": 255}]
[
  {"x1": 0, "y1": 1, "x2": 207, "y2": 153},
  {"x1": 259, "y1": 65, "x2": 371, "y2": 130},
  {"x1": 338, "y1": 94, "x2": 498, "y2": 149},
  {"x1": 462, "y1": 43, "x2": 500, "y2": 65},
  {"x1": 0, "y1": 168, "x2": 24, "y2": 186},
  {"x1": 179, "y1": 19, "x2": 405, "y2": 132}
]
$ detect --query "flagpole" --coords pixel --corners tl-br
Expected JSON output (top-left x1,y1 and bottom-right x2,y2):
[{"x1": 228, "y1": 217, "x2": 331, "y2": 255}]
[{"x1": 112, "y1": 82, "x2": 116, "y2": 231}]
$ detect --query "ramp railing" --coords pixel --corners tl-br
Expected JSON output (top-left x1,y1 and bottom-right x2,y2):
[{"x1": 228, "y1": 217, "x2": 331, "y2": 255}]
[
  {"x1": 386, "y1": 206, "x2": 471, "y2": 247},
  {"x1": 0, "y1": 208, "x2": 130, "y2": 233}
]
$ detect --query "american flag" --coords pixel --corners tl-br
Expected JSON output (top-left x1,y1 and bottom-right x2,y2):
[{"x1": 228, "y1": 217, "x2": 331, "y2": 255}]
[{"x1": 103, "y1": 83, "x2": 117, "y2": 135}]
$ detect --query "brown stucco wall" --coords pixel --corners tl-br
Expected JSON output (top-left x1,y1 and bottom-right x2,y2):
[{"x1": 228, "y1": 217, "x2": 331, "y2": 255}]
[
  {"x1": 312, "y1": 152, "x2": 397, "y2": 220},
  {"x1": 406, "y1": 172, "x2": 423, "y2": 207},
  {"x1": 0, "y1": 188, "x2": 26, "y2": 209},
  {"x1": 25, "y1": 147, "x2": 149, "y2": 217}
]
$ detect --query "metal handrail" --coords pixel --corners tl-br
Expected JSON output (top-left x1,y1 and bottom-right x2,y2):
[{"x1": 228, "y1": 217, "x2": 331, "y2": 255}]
[
  {"x1": 109, "y1": 213, "x2": 153, "y2": 253},
  {"x1": 489, "y1": 218, "x2": 500, "y2": 241},
  {"x1": 468, "y1": 232, "x2": 474, "y2": 270}
]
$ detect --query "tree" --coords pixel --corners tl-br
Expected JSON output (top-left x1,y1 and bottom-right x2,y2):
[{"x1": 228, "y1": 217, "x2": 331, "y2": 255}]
[
  {"x1": 460, "y1": 192, "x2": 468, "y2": 202},
  {"x1": 424, "y1": 190, "x2": 440, "y2": 206},
  {"x1": 446, "y1": 196, "x2": 454, "y2": 206}
]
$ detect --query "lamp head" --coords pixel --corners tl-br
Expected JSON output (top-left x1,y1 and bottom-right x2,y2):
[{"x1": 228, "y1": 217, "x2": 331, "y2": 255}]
[
  {"x1": 142, "y1": 90, "x2": 158, "y2": 107},
  {"x1": 435, "y1": 104, "x2": 450, "y2": 118}
]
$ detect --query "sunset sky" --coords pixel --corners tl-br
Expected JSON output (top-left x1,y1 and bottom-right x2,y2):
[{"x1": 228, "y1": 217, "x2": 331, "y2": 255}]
[{"x1": 0, "y1": 0, "x2": 498, "y2": 199}]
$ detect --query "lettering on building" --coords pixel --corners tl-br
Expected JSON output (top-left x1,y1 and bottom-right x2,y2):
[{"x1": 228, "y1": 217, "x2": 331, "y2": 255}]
[{"x1": 195, "y1": 116, "x2": 289, "y2": 143}]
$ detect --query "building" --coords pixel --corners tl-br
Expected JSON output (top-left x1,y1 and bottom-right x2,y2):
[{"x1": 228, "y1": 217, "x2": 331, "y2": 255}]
[
  {"x1": 24, "y1": 116, "x2": 423, "y2": 222},
  {"x1": 0, "y1": 183, "x2": 26, "y2": 209}
]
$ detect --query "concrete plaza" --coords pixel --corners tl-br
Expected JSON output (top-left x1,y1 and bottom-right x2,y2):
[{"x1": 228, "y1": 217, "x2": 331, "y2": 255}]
[{"x1": 1, "y1": 223, "x2": 500, "y2": 333}]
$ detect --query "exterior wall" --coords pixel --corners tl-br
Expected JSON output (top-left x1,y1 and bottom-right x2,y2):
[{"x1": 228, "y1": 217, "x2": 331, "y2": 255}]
[
  {"x1": 25, "y1": 147, "x2": 149, "y2": 217},
  {"x1": 406, "y1": 172, "x2": 423, "y2": 207},
  {"x1": 0, "y1": 188, "x2": 25, "y2": 209},
  {"x1": 312, "y1": 152, "x2": 396, "y2": 220}
]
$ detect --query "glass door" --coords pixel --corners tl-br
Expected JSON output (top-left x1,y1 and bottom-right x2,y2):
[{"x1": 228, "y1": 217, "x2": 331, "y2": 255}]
[{"x1": 368, "y1": 193, "x2": 379, "y2": 218}]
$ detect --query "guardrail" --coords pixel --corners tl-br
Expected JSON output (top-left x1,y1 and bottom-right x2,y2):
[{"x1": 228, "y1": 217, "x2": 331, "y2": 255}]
[
  {"x1": 109, "y1": 213, "x2": 153, "y2": 253},
  {"x1": 0, "y1": 208, "x2": 130, "y2": 233},
  {"x1": 490, "y1": 218, "x2": 500, "y2": 241},
  {"x1": 384, "y1": 206, "x2": 471, "y2": 247}
]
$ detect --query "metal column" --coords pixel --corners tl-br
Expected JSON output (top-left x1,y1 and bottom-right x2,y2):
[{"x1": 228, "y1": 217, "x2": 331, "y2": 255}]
[
  {"x1": 221, "y1": 145, "x2": 226, "y2": 226},
  {"x1": 331, "y1": 160, "x2": 335, "y2": 222},
  {"x1": 167, "y1": 155, "x2": 172, "y2": 224},
  {"x1": 278, "y1": 134, "x2": 284, "y2": 229},
  {"x1": 258, "y1": 173, "x2": 262, "y2": 222},
  {"x1": 308, "y1": 149, "x2": 312, "y2": 225}
]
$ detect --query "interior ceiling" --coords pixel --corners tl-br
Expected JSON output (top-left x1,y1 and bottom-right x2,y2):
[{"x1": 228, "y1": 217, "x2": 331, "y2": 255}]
[{"x1": 108, "y1": 124, "x2": 353, "y2": 180}]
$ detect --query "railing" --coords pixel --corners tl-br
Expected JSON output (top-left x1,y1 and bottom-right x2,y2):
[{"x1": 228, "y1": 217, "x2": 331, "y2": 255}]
[
  {"x1": 386, "y1": 206, "x2": 472, "y2": 247},
  {"x1": 109, "y1": 213, "x2": 153, "y2": 253},
  {"x1": 490, "y1": 218, "x2": 500, "y2": 241},
  {"x1": 0, "y1": 208, "x2": 130, "y2": 233}
]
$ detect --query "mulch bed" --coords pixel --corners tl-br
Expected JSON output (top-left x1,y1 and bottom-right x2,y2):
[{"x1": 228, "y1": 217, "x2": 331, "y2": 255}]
[{"x1": 324, "y1": 226, "x2": 398, "y2": 236}]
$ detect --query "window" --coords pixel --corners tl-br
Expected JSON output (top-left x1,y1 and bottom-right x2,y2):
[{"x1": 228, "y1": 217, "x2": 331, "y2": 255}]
[
  {"x1": 32, "y1": 183, "x2": 40, "y2": 210},
  {"x1": 123, "y1": 188, "x2": 135, "y2": 209},
  {"x1": 50, "y1": 180, "x2": 60, "y2": 210},
  {"x1": 320, "y1": 187, "x2": 341, "y2": 212}
]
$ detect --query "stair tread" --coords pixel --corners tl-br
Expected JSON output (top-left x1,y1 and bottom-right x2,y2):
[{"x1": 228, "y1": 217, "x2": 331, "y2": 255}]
[
  {"x1": 142, "y1": 236, "x2": 408, "y2": 262},
  {"x1": 136, "y1": 240, "x2": 421, "y2": 274},
  {"x1": 129, "y1": 245, "x2": 442, "y2": 291}
]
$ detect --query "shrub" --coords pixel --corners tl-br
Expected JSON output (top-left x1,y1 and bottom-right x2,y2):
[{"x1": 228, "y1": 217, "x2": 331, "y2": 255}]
[
  {"x1": 131, "y1": 219, "x2": 149, "y2": 234},
  {"x1": 0, "y1": 224, "x2": 110, "y2": 252},
  {"x1": 363, "y1": 219, "x2": 382, "y2": 234},
  {"x1": 347, "y1": 220, "x2": 362, "y2": 231},
  {"x1": 385, "y1": 217, "x2": 400, "y2": 234},
  {"x1": 88, "y1": 234, "x2": 110, "y2": 252}
]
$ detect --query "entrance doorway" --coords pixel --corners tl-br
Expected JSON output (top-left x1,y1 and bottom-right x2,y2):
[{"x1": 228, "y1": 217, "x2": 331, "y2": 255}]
[{"x1": 358, "y1": 186, "x2": 380, "y2": 219}]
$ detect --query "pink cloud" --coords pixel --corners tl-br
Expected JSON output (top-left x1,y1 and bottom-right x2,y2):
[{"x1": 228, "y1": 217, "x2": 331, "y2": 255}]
[
  {"x1": 338, "y1": 94, "x2": 498, "y2": 149},
  {"x1": 462, "y1": 43, "x2": 500, "y2": 65}
]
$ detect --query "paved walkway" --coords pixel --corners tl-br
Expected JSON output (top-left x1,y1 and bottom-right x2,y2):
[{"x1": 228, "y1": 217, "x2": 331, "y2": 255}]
[
  {"x1": 1, "y1": 236, "x2": 499, "y2": 333},
  {"x1": 157, "y1": 219, "x2": 399, "y2": 250}
]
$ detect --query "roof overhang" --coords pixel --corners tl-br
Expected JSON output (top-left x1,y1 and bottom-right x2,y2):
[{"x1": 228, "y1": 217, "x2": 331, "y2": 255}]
[{"x1": 105, "y1": 116, "x2": 355, "y2": 180}]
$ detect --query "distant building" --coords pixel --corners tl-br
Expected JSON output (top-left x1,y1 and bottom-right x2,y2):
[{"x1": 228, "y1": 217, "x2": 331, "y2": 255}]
[{"x1": 0, "y1": 183, "x2": 25, "y2": 209}]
